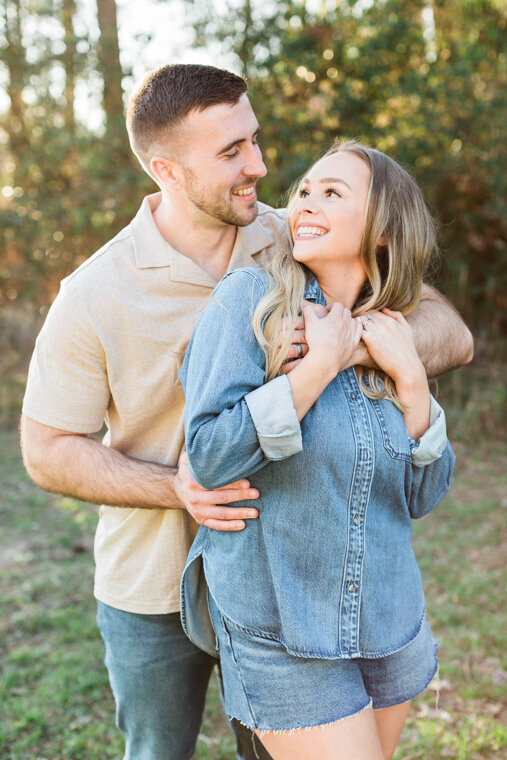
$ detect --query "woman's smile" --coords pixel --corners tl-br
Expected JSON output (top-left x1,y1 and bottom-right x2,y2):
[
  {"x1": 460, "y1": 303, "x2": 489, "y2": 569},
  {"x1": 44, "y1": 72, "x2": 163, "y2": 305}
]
[{"x1": 295, "y1": 224, "x2": 328, "y2": 240}]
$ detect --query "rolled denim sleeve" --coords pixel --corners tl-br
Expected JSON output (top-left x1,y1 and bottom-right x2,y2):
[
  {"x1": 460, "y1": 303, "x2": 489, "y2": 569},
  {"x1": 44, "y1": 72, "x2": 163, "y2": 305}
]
[
  {"x1": 408, "y1": 439, "x2": 455, "y2": 519},
  {"x1": 244, "y1": 375, "x2": 302, "y2": 460},
  {"x1": 407, "y1": 395, "x2": 455, "y2": 519},
  {"x1": 409, "y1": 395, "x2": 447, "y2": 467}
]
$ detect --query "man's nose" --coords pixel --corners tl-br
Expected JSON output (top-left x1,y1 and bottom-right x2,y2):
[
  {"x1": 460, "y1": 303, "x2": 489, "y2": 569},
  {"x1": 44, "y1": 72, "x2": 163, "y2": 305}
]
[{"x1": 243, "y1": 145, "x2": 267, "y2": 178}]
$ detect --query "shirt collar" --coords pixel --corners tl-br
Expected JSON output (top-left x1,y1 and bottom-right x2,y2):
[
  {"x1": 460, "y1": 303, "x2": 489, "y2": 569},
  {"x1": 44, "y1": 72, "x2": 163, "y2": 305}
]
[
  {"x1": 130, "y1": 194, "x2": 172, "y2": 269},
  {"x1": 227, "y1": 216, "x2": 274, "y2": 271},
  {"x1": 131, "y1": 193, "x2": 277, "y2": 287},
  {"x1": 304, "y1": 276, "x2": 327, "y2": 306}
]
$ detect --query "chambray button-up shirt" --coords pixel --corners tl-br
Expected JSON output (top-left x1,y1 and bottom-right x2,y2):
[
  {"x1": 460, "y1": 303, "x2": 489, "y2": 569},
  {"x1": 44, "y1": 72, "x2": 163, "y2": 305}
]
[{"x1": 180, "y1": 268, "x2": 455, "y2": 659}]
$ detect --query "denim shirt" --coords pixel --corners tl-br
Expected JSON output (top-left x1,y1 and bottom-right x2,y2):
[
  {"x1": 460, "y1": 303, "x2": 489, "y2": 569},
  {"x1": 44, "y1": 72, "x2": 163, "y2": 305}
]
[{"x1": 179, "y1": 268, "x2": 455, "y2": 660}]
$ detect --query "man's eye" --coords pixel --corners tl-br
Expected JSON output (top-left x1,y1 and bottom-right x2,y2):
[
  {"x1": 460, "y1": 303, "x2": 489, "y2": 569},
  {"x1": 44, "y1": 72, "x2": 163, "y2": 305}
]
[{"x1": 225, "y1": 149, "x2": 240, "y2": 159}]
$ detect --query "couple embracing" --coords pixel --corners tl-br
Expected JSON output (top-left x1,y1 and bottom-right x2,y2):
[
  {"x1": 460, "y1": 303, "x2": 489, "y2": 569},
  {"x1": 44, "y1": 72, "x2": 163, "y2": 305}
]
[{"x1": 22, "y1": 64, "x2": 472, "y2": 760}]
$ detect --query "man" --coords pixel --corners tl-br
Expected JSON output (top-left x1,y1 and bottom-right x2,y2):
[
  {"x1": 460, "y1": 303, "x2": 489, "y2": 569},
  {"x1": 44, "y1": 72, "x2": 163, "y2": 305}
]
[{"x1": 21, "y1": 64, "x2": 473, "y2": 760}]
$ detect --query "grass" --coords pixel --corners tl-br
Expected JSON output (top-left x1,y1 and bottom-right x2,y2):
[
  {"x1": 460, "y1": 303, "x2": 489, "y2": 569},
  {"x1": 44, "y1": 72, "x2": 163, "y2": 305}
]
[{"x1": 1, "y1": 429, "x2": 506, "y2": 759}]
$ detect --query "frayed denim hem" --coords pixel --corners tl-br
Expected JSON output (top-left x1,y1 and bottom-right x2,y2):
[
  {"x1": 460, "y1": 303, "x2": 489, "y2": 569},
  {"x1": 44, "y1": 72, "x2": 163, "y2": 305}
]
[{"x1": 227, "y1": 697, "x2": 373, "y2": 739}]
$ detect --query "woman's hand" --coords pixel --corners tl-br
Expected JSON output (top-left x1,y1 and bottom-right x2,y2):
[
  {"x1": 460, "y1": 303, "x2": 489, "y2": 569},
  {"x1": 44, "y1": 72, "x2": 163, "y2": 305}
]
[
  {"x1": 279, "y1": 300, "x2": 327, "y2": 374},
  {"x1": 360, "y1": 308, "x2": 424, "y2": 385},
  {"x1": 284, "y1": 301, "x2": 362, "y2": 421},
  {"x1": 361, "y1": 308, "x2": 431, "y2": 439},
  {"x1": 304, "y1": 301, "x2": 363, "y2": 379}
]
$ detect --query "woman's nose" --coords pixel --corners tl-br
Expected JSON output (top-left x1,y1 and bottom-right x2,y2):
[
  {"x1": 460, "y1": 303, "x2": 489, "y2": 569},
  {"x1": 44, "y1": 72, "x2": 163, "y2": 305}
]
[{"x1": 296, "y1": 195, "x2": 318, "y2": 214}]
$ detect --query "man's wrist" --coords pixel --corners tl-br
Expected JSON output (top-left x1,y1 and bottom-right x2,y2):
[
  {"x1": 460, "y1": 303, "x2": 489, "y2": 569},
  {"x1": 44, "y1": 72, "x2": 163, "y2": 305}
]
[{"x1": 168, "y1": 464, "x2": 187, "y2": 510}]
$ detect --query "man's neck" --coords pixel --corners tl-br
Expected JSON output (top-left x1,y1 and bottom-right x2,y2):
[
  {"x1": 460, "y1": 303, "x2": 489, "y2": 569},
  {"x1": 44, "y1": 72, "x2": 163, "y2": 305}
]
[{"x1": 152, "y1": 193, "x2": 238, "y2": 282}]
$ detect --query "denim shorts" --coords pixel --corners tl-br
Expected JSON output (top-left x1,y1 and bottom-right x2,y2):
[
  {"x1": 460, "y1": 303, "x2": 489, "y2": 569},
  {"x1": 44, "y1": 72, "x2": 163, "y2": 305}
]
[{"x1": 208, "y1": 592, "x2": 439, "y2": 733}]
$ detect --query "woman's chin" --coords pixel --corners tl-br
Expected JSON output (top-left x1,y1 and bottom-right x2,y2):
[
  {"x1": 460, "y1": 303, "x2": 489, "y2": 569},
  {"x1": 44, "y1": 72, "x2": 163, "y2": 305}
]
[{"x1": 292, "y1": 246, "x2": 313, "y2": 265}]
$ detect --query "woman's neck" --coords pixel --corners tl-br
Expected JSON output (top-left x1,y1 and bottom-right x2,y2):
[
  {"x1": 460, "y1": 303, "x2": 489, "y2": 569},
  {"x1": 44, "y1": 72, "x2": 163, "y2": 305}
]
[{"x1": 312, "y1": 262, "x2": 366, "y2": 309}]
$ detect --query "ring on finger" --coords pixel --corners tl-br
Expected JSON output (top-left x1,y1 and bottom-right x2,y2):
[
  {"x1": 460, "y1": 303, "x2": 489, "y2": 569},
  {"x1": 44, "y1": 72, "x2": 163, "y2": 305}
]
[
  {"x1": 363, "y1": 314, "x2": 374, "y2": 326},
  {"x1": 295, "y1": 342, "x2": 304, "y2": 359}
]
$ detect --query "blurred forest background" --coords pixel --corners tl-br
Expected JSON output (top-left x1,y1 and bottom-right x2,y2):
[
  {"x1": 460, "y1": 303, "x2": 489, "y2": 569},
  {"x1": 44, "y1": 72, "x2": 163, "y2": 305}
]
[{"x1": 0, "y1": 0, "x2": 506, "y2": 434}]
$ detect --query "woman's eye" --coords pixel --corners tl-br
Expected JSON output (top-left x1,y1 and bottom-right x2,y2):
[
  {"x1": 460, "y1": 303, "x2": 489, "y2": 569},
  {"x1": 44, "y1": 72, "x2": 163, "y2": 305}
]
[
  {"x1": 298, "y1": 188, "x2": 309, "y2": 198},
  {"x1": 326, "y1": 188, "x2": 342, "y2": 197}
]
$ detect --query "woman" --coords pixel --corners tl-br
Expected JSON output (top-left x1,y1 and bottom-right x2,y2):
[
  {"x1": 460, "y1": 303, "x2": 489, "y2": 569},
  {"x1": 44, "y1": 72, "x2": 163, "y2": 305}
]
[{"x1": 179, "y1": 141, "x2": 455, "y2": 760}]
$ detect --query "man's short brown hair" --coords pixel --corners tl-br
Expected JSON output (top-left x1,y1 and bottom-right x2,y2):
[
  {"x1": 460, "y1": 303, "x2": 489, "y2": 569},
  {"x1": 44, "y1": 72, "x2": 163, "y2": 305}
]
[{"x1": 126, "y1": 63, "x2": 248, "y2": 173}]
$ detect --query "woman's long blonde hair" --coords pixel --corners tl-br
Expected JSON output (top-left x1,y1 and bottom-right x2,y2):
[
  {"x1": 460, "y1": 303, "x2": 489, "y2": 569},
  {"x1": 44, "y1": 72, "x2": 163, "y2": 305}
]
[{"x1": 252, "y1": 140, "x2": 438, "y2": 408}]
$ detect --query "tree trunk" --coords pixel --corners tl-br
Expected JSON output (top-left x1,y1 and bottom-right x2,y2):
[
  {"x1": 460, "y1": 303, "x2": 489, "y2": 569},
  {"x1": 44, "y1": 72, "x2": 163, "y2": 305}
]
[
  {"x1": 3, "y1": 0, "x2": 29, "y2": 154},
  {"x1": 61, "y1": 0, "x2": 77, "y2": 130},
  {"x1": 96, "y1": 0, "x2": 124, "y2": 138}
]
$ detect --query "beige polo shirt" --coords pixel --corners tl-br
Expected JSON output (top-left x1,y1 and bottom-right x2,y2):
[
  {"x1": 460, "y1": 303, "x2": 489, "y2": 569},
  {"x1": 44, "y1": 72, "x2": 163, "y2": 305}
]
[{"x1": 23, "y1": 193, "x2": 289, "y2": 613}]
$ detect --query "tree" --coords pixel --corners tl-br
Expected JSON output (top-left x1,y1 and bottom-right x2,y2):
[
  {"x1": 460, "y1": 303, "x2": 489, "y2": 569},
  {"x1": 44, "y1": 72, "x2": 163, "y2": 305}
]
[
  {"x1": 2, "y1": 0, "x2": 30, "y2": 155},
  {"x1": 0, "y1": 0, "x2": 144, "y2": 308},
  {"x1": 96, "y1": 0, "x2": 124, "y2": 139},
  {"x1": 61, "y1": 0, "x2": 78, "y2": 130}
]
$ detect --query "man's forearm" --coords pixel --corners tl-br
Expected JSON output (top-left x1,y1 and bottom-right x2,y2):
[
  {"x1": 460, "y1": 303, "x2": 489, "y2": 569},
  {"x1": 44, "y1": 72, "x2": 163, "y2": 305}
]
[
  {"x1": 21, "y1": 420, "x2": 183, "y2": 509},
  {"x1": 407, "y1": 284, "x2": 474, "y2": 377},
  {"x1": 21, "y1": 415, "x2": 260, "y2": 530},
  {"x1": 347, "y1": 286, "x2": 474, "y2": 376}
]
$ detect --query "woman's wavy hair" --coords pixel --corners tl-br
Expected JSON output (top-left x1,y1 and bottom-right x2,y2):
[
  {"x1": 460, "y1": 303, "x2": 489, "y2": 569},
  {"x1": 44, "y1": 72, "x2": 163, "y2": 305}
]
[{"x1": 252, "y1": 139, "x2": 438, "y2": 408}]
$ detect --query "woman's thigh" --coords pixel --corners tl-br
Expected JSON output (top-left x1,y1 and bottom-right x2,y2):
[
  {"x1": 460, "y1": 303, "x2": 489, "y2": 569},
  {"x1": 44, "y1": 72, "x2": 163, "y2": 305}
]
[
  {"x1": 257, "y1": 701, "x2": 412, "y2": 760},
  {"x1": 257, "y1": 707, "x2": 384, "y2": 760},
  {"x1": 374, "y1": 700, "x2": 412, "y2": 760}
]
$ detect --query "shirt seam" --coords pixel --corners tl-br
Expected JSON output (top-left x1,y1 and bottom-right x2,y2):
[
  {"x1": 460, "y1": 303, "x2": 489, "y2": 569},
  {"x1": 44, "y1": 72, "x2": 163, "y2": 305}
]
[{"x1": 62, "y1": 225, "x2": 134, "y2": 283}]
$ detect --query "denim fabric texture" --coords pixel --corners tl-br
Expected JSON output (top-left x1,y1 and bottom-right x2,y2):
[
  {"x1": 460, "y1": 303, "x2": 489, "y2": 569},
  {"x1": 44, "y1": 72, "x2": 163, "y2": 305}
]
[
  {"x1": 179, "y1": 268, "x2": 456, "y2": 661},
  {"x1": 97, "y1": 601, "x2": 217, "y2": 760},
  {"x1": 207, "y1": 591, "x2": 439, "y2": 732}
]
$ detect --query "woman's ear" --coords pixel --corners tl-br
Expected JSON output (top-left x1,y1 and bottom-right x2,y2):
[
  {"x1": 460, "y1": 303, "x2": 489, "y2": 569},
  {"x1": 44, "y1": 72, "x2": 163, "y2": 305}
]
[{"x1": 378, "y1": 235, "x2": 387, "y2": 247}]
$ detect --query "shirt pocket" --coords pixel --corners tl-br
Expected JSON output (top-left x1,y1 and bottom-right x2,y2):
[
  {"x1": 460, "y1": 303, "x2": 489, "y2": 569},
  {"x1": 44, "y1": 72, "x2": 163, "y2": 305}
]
[{"x1": 370, "y1": 398, "x2": 412, "y2": 462}]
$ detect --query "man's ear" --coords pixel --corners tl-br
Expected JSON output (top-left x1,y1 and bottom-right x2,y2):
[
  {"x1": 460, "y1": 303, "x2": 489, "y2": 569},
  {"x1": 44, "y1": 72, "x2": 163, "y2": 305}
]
[{"x1": 150, "y1": 155, "x2": 181, "y2": 191}]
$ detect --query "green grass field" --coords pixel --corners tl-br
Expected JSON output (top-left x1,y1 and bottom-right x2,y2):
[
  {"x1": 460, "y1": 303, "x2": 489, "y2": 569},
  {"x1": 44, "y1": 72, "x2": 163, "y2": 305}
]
[{"x1": 1, "y1": 430, "x2": 505, "y2": 759}]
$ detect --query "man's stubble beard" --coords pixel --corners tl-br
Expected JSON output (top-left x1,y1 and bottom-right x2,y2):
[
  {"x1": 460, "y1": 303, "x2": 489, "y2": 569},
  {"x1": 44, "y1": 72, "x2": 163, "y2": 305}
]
[{"x1": 183, "y1": 168, "x2": 258, "y2": 228}]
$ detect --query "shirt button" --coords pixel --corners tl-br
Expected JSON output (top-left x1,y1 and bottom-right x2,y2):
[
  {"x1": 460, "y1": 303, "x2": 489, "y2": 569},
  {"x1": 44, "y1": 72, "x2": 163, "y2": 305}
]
[
  {"x1": 353, "y1": 515, "x2": 360, "y2": 526},
  {"x1": 348, "y1": 582, "x2": 356, "y2": 592},
  {"x1": 350, "y1": 392, "x2": 357, "y2": 400}
]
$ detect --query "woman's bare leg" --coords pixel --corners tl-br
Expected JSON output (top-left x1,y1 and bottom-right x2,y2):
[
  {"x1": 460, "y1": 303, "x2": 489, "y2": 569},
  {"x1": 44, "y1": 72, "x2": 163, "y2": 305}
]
[
  {"x1": 374, "y1": 700, "x2": 412, "y2": 760},
  {"x1": 256, "y1": 707, "x2": 384, "y2": 760}
]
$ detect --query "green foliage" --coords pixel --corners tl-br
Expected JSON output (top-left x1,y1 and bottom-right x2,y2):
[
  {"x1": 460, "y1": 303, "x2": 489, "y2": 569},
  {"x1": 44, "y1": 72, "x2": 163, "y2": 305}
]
[
  {"x1": 0, "y1": 0, "x2": 155, "y2": 309},
  {"x1": 0, "y1": 121, "x2": 153, "y2": 308},
  {"x1": 0, "y1": 0, "x2": 505, "y2": 431}
]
